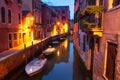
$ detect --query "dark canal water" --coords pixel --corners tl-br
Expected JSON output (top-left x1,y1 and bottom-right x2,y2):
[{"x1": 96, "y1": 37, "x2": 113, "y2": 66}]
[{"x1": 14, "y1": 36, "x2": 90, "y2": 80}]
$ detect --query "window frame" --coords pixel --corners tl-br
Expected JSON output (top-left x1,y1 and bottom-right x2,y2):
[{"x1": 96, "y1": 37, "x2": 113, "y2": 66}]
[
  {"x1": 8, "y1": 9, "x2": 12, "y2": 24},
  {"x1": 1, "y1": 7, "x2": 6, "y2": 23}
]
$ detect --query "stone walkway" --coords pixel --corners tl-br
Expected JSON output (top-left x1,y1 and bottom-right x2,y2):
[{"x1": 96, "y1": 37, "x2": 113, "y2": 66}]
[{"x1": 0, "y1": 37, "x2": 50, "y2": 61}]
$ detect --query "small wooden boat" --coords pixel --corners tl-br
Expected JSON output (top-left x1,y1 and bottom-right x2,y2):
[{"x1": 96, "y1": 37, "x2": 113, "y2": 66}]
[
  {"x1": 52, "y1": 41, "x2": 59, "y2": 44},
  {"x1": 25, "y1": 58, "x2": 47, "y2": 76},
  {"x1": 43, "y1": 47, "x2": 56, "y2": 55},
  {"x1": 60, "y1": 37, "x2": 66, "y2": 41}
]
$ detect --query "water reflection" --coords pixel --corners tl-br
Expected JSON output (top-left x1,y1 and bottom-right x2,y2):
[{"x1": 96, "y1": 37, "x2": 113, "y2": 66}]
[
  {"x1": 41, "y1": 39, "x2": 72, "y2": 80},
  {"x1": 16, "y1": 36, "x2": 89, "y2": 80},
  {"x1": 73, "y1": 51, "x2": 85, "y2": 80}
]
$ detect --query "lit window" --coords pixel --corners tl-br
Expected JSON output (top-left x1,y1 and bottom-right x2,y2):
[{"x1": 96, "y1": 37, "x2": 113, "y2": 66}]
[{"x1": 83, "y1": 35, "x2": 86, "y2": 52}]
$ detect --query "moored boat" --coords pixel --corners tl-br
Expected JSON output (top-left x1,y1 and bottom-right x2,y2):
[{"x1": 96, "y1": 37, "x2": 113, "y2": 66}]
[
  {"x1": 43, "y1": 47, "x2": 56, "y2": 56},
  {"x1": 52, "y1": 41, "x2": 59, "y2": 44},
  {"x1": 25, "y1": 58, "x2": 47, "y2": 76}
]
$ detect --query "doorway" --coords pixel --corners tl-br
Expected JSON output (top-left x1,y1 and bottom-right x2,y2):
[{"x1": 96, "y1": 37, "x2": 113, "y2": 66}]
[
  {"x1": 8, "y1": 34, "x2": 12, "y2": 48},
  {"x1": 106, "y1": 42, "x2": 117, "y2": 80}
]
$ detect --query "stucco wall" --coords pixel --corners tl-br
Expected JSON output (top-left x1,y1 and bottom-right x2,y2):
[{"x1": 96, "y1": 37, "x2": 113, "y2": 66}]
[{"x1": 93, "y1": 7, "x2": 120, "y2": 80}]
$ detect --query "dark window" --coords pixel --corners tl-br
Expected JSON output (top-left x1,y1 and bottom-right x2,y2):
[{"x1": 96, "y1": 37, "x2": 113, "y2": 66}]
[
  {"x1": 8, "y1": 10, "x2": 11, "y2": 23},
  {"x1": 62, "y1": 16, "x2": 66, "y2": 20},
  {"x1": 113, "y1": 0, "x2": 120, "y2": 7},
  {"x1": 47, "y1": 20, "x2": 49, "y2": 24},
  {"x1": 89, "y1": 37, "x2": 94, "y2": 50},
  {"x1": 18, "y1": 13, "x2": 21, "y2": 24},
  {"x1": 88, "y1": 0, "x2": 96, "y2": 5},
  {"x1": 62, "y1": 10, "x2": 65, "y2": 13},
  {"x1": 96, "y1": 38, "x2": 100, "y2": 51},
  {"x1": 83, "y1": 35, "x2": 86, "y2": 52},
  {"x1": 87, "y1": 35, "x2": 89, "y2": 44},
  {"x1": 19, "y1": 33, "x2": 21, "y2": 39},
  {"x1": 79, "y1": 34, "x2": 80, "y2": 46},
  {"x1": 14, "y1": 33, "x2": 17, "y2": 40},
  {"x1": 18, "y1": 0, "x2": 22, "y2": 4},
  {"x1": 1, "y1": 7, "x2": 5, "y2": 23}
]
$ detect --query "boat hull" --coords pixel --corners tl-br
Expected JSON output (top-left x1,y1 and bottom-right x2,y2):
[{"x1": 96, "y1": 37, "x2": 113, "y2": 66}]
[{"x1": 25, "y1": 58, "x2": 47, "y2": 76}]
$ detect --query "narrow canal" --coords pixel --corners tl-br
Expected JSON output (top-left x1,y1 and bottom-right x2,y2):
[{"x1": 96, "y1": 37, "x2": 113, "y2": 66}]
[{"x1": 14, "y1": 36, "x2": 90, "y2": 80}]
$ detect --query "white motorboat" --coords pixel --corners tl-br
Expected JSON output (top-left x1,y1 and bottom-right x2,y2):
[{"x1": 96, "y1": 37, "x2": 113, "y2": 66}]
[
  {"x1": 43, "y1": 47, "x2": 56, "y2": 55},
  {"x1": 25, "y1": 58, "x2": 47, "y2": 76}
]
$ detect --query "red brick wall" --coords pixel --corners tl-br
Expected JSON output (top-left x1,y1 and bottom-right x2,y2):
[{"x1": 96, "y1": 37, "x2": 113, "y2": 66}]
[{"x1": 0, "y1": 30, "x2": 8, "y2": 52}]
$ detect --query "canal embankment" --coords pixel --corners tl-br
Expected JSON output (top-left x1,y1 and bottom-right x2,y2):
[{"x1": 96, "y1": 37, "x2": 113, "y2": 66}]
[{"x1": 0, "y1": 34, "x2": 67, "y2": 80}]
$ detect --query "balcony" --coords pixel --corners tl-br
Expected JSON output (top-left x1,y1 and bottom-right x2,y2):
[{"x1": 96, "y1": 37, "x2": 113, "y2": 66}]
[
  {"x1": 78, "y1": 5, "x2": 104, "y2": 37},
  {"x1": 88, "y1": 27, "x2": 103, "y2": 37},
  {"x1": 81, "y1": 18, "x2": 103, "y2": 37}
]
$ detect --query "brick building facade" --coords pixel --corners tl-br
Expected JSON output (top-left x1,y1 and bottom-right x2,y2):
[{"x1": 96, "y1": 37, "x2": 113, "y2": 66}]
[
  {"x1": 51, "y1": 6, "x2": 70, "y2": 35},
  {"x1": 41, "y1": 3, "x2": 54, "y2": 37},
  {"x1": 0, "y1": 0, "x2": 22, "y2": 52},
  {"x1": 22, "y1": 0, "x2": 43, "y2": 40}
]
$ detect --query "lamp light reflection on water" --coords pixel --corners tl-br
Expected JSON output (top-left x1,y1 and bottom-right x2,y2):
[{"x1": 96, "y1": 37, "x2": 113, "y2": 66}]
[{"x1": 57, "y1": 50, "x2": 60, "y2": 56}]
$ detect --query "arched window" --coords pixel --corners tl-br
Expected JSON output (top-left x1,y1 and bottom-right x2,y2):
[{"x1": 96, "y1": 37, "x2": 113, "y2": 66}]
[
  {"x1": 1, "y1": 7, "x2": 5, "y2": 23},
  {"x1": 8, "y1": 9, "x2": 11, "y2": 23}
]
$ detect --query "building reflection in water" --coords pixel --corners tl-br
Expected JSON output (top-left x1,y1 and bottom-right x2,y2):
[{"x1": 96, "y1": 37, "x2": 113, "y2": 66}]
[
  {"x1": 73, "y1": 50, "x2": 85, "y2": 80},
  {"x1": 16, "y1": 36, "x2": 90, "y2": 80},
  {"x1": 40, "y1": 39, "x2": 70, "y2": 79},
  {"x1": 73, "y1": 47, "x2": 91, "y2": 80}
]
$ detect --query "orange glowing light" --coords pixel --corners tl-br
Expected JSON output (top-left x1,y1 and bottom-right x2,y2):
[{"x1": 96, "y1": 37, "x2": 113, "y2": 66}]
[
  {"x1": 63, "y1": 39, "x2": 68, "y2": 49},
  {"x1": 51, "y1": 22, "x2": 68, "y2": 36},
  {"x1": 30, "y1": 17, "x2": 34, "y2": 21},
  {"x1": 57, "y1": 50, "x2": 60, "y2": 56},
  {"x1": 108, "y1": 0, "x2": 113, "y2": 9},
  {"x1": 57, "y1": 22, "x2": 60, "y2": 25},
  {"x1": 93, "y1": 32, "x2": 102, "y2": 37},
  {"x1": 22, "y1": 15, "x2": 34, "y2": 43}
]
